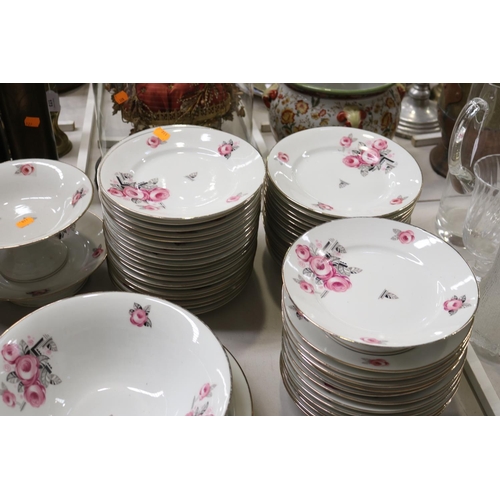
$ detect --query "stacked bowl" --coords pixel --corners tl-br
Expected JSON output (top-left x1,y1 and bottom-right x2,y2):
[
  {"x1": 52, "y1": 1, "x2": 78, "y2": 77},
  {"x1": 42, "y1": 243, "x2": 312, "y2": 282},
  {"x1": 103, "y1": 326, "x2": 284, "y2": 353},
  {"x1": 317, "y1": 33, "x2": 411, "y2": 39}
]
[
  {"x1": 0, "y1": 159, "x2": 106, "y2": 307},
  {"x1": 97, "y1": 125, "x2": 265, "y2": 315},
  {"x1": 280, "y1": 218, "x2": 479, "y2": 416},
  {"x1": 263, "y1": 127, "x2": 423, "y2": 263}
]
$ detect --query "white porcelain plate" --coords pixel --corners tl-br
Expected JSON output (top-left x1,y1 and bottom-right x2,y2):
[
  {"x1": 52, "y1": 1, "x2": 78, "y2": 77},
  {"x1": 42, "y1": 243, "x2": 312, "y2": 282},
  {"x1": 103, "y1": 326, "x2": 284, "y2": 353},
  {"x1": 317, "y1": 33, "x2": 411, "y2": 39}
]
[
  {"x1": 0, "y1": 211, "x2": 106, "y2": 301},
  {"x1": 0, "y1": 292, "x2": 232, "y2": 415},
  {"x1": 98, "y1": 125, "x2": 265, "y2": 220},
  {"x1": 0, "y1": 159, "x2": 93, "y2": 249},
  {"x1": 267, "y1": 127, "x2": 422, "y2": 217},
  {"x1": 282, "y1": 218, "x2": 479, "y2": 348}
]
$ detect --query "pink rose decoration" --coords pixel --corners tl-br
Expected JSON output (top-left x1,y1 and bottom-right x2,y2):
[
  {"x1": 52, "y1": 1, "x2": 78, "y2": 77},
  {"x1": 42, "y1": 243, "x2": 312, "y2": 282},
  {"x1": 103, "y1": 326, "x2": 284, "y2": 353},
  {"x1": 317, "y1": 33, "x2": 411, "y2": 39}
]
[
  {"x1": 367, "y1": 359, "x2": 389, "y2": 367},
  {"x1": 299, "y1": 281, "x2": 315, "y2": 294},
  {"x1": 372, "y1": 139, "x2": 388, "y2": 151},
  {"x1": 360, "y1": 148, "x2": 380, "y2": 166},
  {"x1": 226, "y1": 194, "x2": 241, "y2": 203},
  {"x1": 123, "y1": 186, "x2": 147, "y2": 199},
  {"x1": 295, "y1": 244, "x2": 311, "y2": 262},
  {"x1": 317, "y1": 202, "x2": 333, "y2": 211},
  {"x1": 92, "y1": 246, "x2": 104, "y2": 258},
  {"x1": 343, "y1": 155, "x2": 361, "y2": 168},
  {"x1": 20, "y1": 163, "x2": 35, "y2": 175},
  {"x1": 398, "y1": 230, "x2": 415, "y2": 244},
  {"x1": 2, "y1": 390, "x2": 16, "y2": 408},
  {"x1": 141, "y1": 205, "x2": 161, "y2": 210},
  {"x1": 24, "y1": 382, "x2": 46, "y2": 408},
  {"x1": 130, "y1": 308, "x2": 149, "y2": 327},
  {"x1": 444, "y1": 299, "x2": 463, "y2": 312},
  {"x1": 218, "y1": 143, "x2": 234, "y2": 156},
  {"x1": 277, "y1": 152, "x2": 289, "y2": 162},
  {"x1": 1, "y1": 343, "x2": 21, "y2": 364},
  {"x1": 185, "y1": 410, "x2": 194, "y2": 416},
  {"x1": 360, "y1": 337, "x2": 383, "y2": 345},
  {"x1": 199, "y1": 383, "x2": 211, "y2": 400},
  {"x1": 340, "y1": 136, "x2": 352, "y2": 148},
  {"x1": 310, "y1": 256, "x2": 335, "y2": 280},
  {"x1": 148, "y1": 187, "x2": 170, "y2": 202},
  {"x1": 147, "y1": 136, "x2": 161, "y2": 148},
  {"x1": 390, "y1": 197, "x2": 403, "y2": 205},
  {"x1": 324, "y1": 275, "x2": 352, "y2": 292},
  {"x1": 108, "y1": 187, "x2": 125, "y2": 197},
  {"x1": 15, "y1": 355, "x2": 40, "y2": 387},
  {"x1": 203, "y1": 408, "x2": 214, "y2": 416},
  {"x1": 72, "y1": 192, "x2": 82, "y2": 206}
]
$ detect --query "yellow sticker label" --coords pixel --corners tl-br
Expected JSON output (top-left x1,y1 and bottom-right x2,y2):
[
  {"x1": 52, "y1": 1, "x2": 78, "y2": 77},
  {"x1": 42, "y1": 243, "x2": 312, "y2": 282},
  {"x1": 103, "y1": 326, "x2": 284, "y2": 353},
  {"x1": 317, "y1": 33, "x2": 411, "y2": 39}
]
[
  {"x1": 16, "y1": 217, "x2": 35, "y2": 228},
  {"x1": 153, "y1": 128, "x2": 170, "y2": 142},
  {"x1": 24, "y1": 117, "x2": 41, "y2": 128},
  {"x1": 114, "y1": 90, "x2": 129, "y2": 104}
]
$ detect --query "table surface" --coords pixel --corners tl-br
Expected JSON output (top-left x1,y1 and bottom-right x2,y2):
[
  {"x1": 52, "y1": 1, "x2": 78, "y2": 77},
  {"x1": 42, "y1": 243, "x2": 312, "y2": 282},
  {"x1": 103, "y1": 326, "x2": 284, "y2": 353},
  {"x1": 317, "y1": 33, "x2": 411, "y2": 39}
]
[{"x1": 2, "y1": 83, "x2": 498, "y2": 416}]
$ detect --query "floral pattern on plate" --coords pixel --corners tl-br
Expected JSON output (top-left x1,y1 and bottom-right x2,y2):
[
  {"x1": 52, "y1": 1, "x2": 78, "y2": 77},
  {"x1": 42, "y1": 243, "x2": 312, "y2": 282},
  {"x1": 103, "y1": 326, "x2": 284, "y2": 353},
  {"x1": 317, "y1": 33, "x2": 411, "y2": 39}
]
[
  {"x1": 108, "y1": 172, "x2": 170, "y2": 210},
  {"x1": 275, "y1": 152, "x2": 289, "y2": 164},
  {"x1": 226, "y1": 192, "x2": 246, "y2": 203},
  {"x1": 15, "y1": 163, "x2": 35, "y2": 176},
  {"x1": 0, "y1": 335, "x2": 61, "y2": 411},
  {"x1": 129, "y1": 302, "x2": 152, "y2": 327},
  {"x1": 293, "y1": 238, "x2": 362, "y2": 298},
  {"x1": 390, "y1": 195, "x2": 408, "y2": 205},
  {"x1": 362, "y1": 358, "x2": 390, "y2": 367},
  {"x1": 218, "y1": 139, "x2": 239, "y2": 159},
  {"x1": 186, "y1": 383, "x2": 216, "y2": 416},
  {"x1": 71, "y1": 188, "x2": 88, "y2": 207},
  {"x1": 340, "y1": 136, "x2": 397, "y2": 177},
  {"x1": 391, "y1": 228, "x2": 415, "y2": 244},
  {"x1": 147, "y1": 136, "x2": 164, "y2": 148},
  {"x1": 360, "y1": 337, "x2": 388, "y2": 346},
  {"x1": 312, "y1": 202, "x2": 333, "y2": 211},
  {"x1": 92, "y1": 244, "x2": 104, "y2": 258},
  {"x1": 443, "y1": 295, "x2": 472, "y2": 316}
]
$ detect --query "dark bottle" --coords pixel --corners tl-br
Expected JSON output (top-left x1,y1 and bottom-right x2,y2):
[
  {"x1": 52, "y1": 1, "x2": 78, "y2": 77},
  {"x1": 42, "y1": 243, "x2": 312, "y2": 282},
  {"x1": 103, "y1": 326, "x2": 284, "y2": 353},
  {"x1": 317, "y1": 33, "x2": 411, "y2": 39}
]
[
  {"x1": 0, "y1": 114, "x2": 10, "y2": 162},
  {"x1": 0, "y1": 83, "x2": 58, "y2": 160}
]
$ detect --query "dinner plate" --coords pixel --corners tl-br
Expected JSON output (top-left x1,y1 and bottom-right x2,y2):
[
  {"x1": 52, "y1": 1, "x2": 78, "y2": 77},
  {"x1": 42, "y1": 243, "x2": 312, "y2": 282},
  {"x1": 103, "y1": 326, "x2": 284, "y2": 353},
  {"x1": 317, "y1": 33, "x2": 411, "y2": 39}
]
[
  {"x1": 282, "y1": 218, "x2": 479, "y2": 349},
  {"x1": 98, "y1": 125, "x2": 265, "y2": 220},
  {"x1": 225, "y1": 348, "x2": 253, "y2": 416},
  {"x1": 267, "y1": 127, "x2": 422, "y2": 218}
]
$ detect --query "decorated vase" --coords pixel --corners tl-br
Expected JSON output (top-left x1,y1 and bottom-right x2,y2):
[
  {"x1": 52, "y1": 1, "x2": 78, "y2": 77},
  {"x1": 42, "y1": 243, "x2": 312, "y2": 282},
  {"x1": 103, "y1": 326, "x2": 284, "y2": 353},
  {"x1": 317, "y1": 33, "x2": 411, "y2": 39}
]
[{"x1": 263, "y1": 83, "x2": 405, "y2": 141}]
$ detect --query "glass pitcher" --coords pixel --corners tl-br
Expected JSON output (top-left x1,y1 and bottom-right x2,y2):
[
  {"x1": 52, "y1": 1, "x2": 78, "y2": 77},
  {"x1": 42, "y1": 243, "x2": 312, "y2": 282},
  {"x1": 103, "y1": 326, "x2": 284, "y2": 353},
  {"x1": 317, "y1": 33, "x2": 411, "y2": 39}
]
[{"x1": 435, "y1": 83, "x2": 500, "y2": 247}]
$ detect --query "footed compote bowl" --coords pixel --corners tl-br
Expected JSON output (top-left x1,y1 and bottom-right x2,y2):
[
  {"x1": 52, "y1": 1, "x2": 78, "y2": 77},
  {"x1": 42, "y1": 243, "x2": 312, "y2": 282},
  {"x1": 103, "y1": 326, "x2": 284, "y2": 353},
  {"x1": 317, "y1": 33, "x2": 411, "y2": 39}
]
[{"x1": 0, "y1": 159, "x2": 93, "y2": 283}]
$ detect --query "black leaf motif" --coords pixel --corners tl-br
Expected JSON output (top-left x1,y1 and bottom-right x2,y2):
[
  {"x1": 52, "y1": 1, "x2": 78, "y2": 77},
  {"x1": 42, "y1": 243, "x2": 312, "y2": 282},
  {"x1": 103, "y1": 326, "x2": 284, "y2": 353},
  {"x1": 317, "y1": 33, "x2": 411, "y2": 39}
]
[
  {"x1": 49, "y1": 374, "x2": 62, "y2": 385},
  {"x1": 451, "y1": 295, "x2": 458, "y2": 301},
  {"x1": 145, "y1": 319, "x2": 152, "y2": 328},
  {"x1": 360, "y1": 168, "x2": 369, "y2": 177},
  {"x1": 349, "y1": 267, "x2": 363, "y2": 274},
  {"x1": 17, "y1": 381, "x2": 24, "y2": 393},
  {"x1": 334, "y1": 244, "x2": 346, "y2": 254},
  {"x1": 449, "y1": 310, "x2": 457, "y2": 316},
  {"x1": 351, "y1": 149, "x2": 361, "y2": 155},
  {"x1": 6, "y1": 372, "x2": 19, "y2": 384},
  {"x1": 37, "y1": 355, "x2": 50, "y2": 363},
  {"x1": 40, "y1": 368, "x2": 49, "y2": 388},
  {"x1": 19, "y1": 340, "x2": 29, "y2": 354},
  {"x1": 462, "y1": 303, "x2": 472, "y2": 308},
  {"x1": 1, "y1": 382, "x2": 7, "y2": 392},
  {"x1": 133, "y1": 303, "x2": 141, "y2": 310},
  {"x1": 144, "y1": 305, "x2": 151, "y2": 314},
  {"x1": 460, "y1": 295, "x2": 466, "y2": 303},
  {"x1": 358, "y1": 142, "x2": 366, "y2": 148}
]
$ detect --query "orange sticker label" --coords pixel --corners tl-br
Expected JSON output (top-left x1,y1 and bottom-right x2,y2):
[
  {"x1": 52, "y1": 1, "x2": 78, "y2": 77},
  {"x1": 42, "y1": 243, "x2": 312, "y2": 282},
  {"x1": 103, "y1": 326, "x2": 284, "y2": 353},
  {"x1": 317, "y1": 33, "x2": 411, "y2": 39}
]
[
  {"x1": 153, "y1": 128, "x2": 170, "y2": 142},
  {"x1": 24, "y1": 117, "x2": 40, "y2": 128},
  {"x1": 16, "y1": 217, "x2": 35, "y2": 228},
  {"x1": 114, "y1": 91, "x2": 129, "y2": 104}
]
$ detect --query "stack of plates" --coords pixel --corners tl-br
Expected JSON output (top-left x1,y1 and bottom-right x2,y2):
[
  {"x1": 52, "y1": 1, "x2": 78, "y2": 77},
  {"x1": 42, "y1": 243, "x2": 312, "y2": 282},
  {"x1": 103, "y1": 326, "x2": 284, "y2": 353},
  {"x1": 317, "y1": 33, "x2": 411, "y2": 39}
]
[
  {"x1": 280, "y1": 218, "x2": 479, "y2": 416},
  {"x1": 97, "y1": 125, "x2": 265, "y2": 315},
  {"x1": 263, "y1": 127, "x2": 422, "y2": 263}
]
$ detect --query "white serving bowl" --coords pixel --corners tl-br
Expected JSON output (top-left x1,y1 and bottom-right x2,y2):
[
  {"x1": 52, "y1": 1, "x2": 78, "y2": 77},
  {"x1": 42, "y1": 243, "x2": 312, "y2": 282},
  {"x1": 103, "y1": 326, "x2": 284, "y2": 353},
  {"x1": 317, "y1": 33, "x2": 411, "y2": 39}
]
[
  {"x1": 0, "y1": 159, "x2": 93, "y2": 249},
  {"x1": 0, "y1": 292, "x2": 232, "y2": 415}
]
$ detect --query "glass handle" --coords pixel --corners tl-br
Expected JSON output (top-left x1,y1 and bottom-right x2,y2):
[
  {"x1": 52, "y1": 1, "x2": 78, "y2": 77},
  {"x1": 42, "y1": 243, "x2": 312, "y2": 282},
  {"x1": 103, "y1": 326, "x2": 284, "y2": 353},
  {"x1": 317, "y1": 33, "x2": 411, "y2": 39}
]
[{"x1": 448, "y1": 97, "x2": 489, "y2": 193}]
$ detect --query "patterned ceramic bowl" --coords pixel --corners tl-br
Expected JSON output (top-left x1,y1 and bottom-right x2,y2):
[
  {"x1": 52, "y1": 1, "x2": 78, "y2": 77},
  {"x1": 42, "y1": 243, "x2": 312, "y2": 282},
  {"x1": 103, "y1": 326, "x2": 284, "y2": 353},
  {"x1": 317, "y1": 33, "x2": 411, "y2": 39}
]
[
  {"x1": 0, "y1": 292, "x2": 232, "y2": 415},
  {"x1": 263, "y1": 83, "x2": 405, "y2": 141}
]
